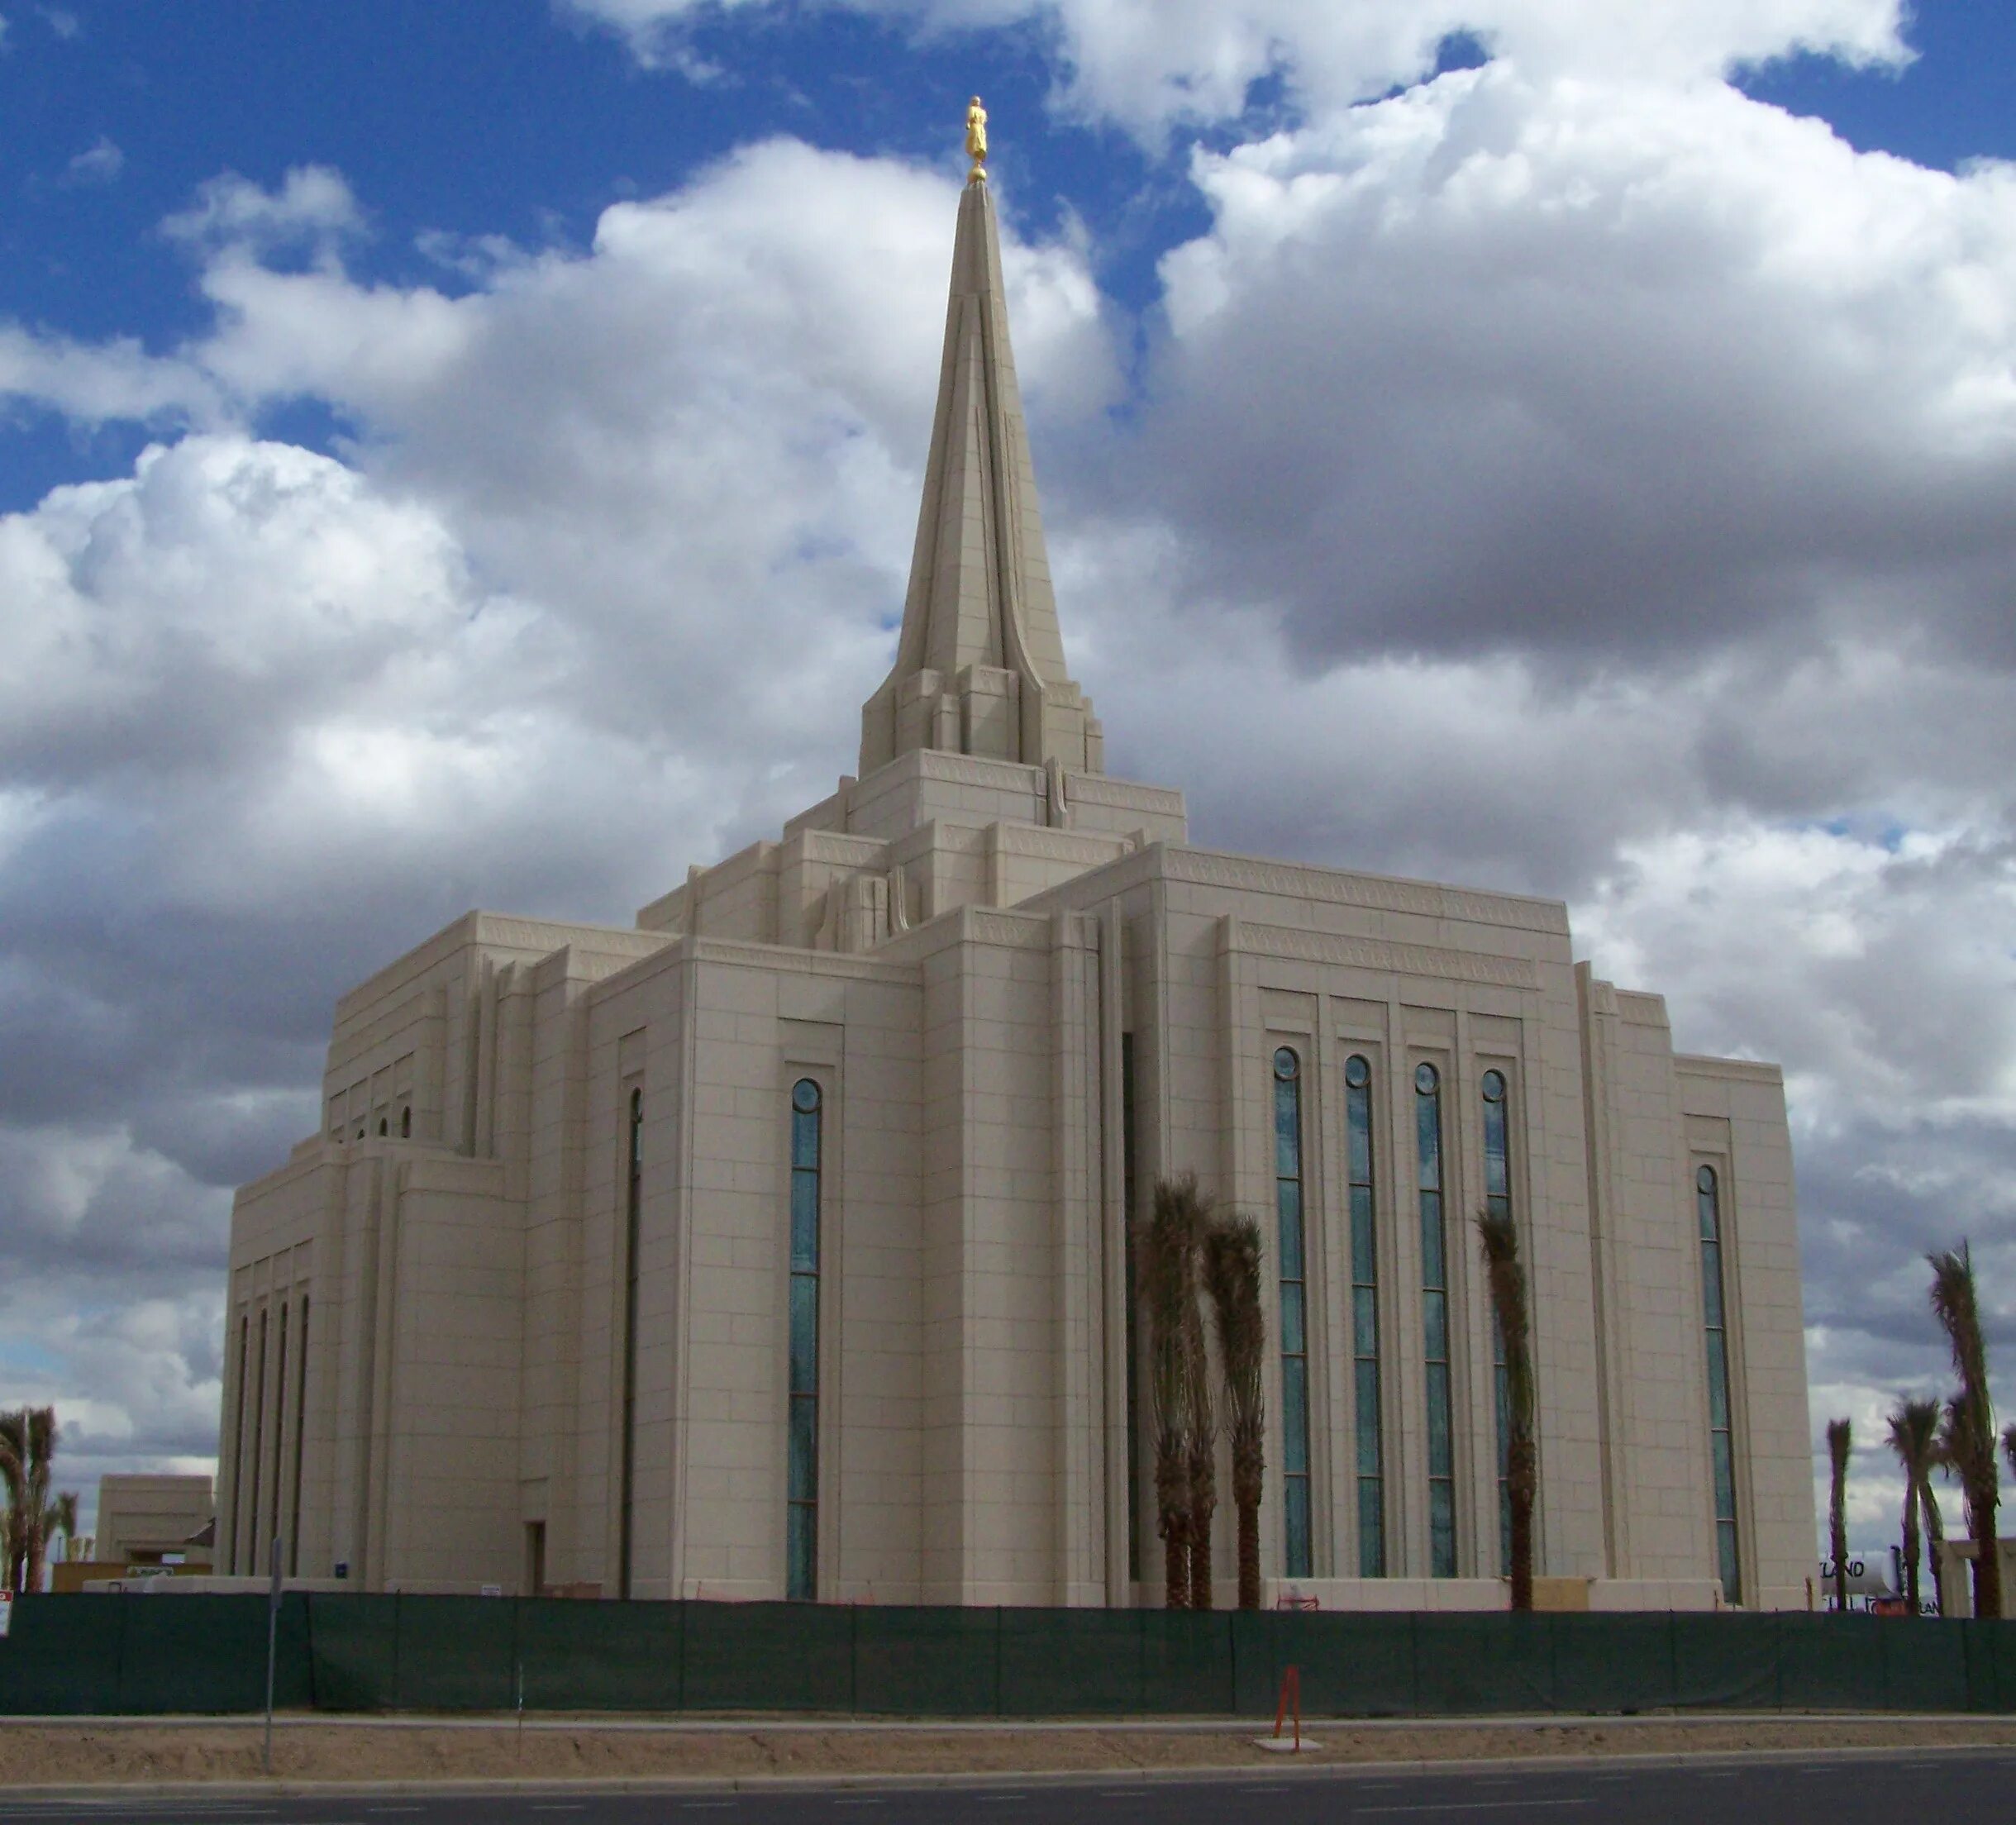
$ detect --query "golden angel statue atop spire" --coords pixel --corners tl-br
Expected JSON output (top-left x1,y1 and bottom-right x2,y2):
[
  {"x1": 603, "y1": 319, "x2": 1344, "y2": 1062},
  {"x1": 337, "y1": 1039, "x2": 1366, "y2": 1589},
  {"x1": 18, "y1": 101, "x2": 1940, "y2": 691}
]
[{"x1": 965, "y1": 96, "x2": 988, "y2": 183}]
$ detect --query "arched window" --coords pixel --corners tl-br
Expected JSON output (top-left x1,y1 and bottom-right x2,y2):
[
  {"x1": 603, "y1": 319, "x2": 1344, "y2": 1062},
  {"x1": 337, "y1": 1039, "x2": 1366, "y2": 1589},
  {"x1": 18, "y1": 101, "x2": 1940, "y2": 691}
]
[
  {"x1": 1274, "y1": 1047, "x2": 1312, "y2": 1578},
  {"x1": 1345, "y1": 1054, "x2": 1384, "y2": 1576},
  {"x1": 788, "y1": 1079, "x2": 823, "y2": 1599},
  {"x1": 228, "y1": 1313, "x2": 249, "y2": 1573},
  {"x1": 272, "y1": 1302, "x2": 288, "y2": 1575},
  {"x1": 1698, "y1": 1165, "x2": 1741, "y2": 1603},
  {"x1": 400, "y1": 1106, "x2": 412, "y2": 1139},
  {"x1": 378, "y1": 1118, "x2": 388, "y2": 1136},
  {"x1": 1481, "y1": 1069, "x2": 1513, "y2": 1574},
  {"x1": 618, "y1": 1087, "x2": 643, "y2": 1598},
  {"x1": 247, "y1": 1307, "x2": 269, "y2": 1570},
  {"x1": 288, "y1": 1295, "x2": 309, "y2": 1577},
  {"x1": 1417, "y1": 1062, "x2": 1456, "y2": 1577}
]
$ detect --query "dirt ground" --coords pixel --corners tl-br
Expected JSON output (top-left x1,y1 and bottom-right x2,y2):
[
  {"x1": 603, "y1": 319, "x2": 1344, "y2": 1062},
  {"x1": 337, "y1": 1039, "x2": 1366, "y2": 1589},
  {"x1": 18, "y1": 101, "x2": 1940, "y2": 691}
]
[{"x1": 5, "y1": 1715, "x2": 2016, "y2": 1787}]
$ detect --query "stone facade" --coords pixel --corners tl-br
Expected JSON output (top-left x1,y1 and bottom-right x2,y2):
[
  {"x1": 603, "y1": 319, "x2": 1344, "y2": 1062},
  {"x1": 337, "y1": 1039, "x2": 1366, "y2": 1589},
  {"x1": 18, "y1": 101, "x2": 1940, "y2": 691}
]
[{"x1": 218, "y1": 171, "x2": 1816, "y2": 1610}]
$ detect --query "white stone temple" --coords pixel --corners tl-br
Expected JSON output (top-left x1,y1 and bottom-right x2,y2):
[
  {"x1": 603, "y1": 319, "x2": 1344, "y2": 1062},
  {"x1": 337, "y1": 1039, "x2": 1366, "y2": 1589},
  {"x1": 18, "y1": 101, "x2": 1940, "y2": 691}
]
[{"x1": 218, "y1": 136, "x2": 1817, "y2": 1612}]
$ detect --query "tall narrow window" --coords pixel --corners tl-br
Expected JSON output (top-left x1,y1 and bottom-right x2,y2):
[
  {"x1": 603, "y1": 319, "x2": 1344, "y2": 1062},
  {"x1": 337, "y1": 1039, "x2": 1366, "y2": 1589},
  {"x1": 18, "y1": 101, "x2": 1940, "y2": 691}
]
[
  {"x1": 1122, "y1": 1032, "x2": 1141, "y2": 1584},
  {"x1": 1274, "y1": 1047, "x2": 1313, "y2": 1579},
  {"x1": 1481, "y1": 1069, "x2": 1513, "y2": 1575},
  {"x1": 788, "y1": 1079, "x2": 823, "y2": 1600},
  {"x1": 229, "y1": 1313, "x2": 249, "y2": 1573},
  {"x1": 1345, "y1": 1054, "x2": 1384, "y2": 1576},
  {"x1": 289, "y1": 1297, "x2": 309, "y2": 1577},
  {"x1": 618, "y1": 1087, "x2": 642, "y2": 1599},
  {"x1": 1698, "y1": 1165, "x2": 1742, "y2": 1604},
  {"x1": 272, "y1": 1302, "x2": 289, "y2": 1569},
  {"x1": 1417, "y1": 1062, "x2": 1456, "y2": 1577},
  {"x1": 247, "y1": 1308, "x2": 269, "y2": 1568}
]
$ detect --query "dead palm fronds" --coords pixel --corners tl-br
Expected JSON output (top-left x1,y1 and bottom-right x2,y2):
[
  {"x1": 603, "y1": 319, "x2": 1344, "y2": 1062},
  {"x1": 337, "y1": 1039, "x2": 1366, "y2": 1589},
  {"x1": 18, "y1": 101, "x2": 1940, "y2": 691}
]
[
  {"x1": 1928, "y1": 1245, "x2": 2001, "y2": 1619},
  {"x1": 1203, "y1": 1213, "x2": 1266, "y2": 1610},
  {"x1": 1476, "y1": 1208, "x2": 1537, "y2": 1611}
]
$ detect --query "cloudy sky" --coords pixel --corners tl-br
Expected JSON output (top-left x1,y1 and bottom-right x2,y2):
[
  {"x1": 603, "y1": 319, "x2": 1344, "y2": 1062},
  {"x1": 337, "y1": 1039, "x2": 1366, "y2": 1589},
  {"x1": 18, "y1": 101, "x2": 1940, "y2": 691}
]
[{"x1": 2, "y1": 1, "x2": 2012, "y2": 1565}]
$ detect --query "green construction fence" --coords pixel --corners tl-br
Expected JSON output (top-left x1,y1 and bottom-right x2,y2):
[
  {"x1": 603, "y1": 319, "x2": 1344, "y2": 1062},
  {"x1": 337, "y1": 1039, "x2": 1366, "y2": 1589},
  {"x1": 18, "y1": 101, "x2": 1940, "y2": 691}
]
[{"x1": 0, "y1": 1595, "x2": 2011, "y2": 1718}]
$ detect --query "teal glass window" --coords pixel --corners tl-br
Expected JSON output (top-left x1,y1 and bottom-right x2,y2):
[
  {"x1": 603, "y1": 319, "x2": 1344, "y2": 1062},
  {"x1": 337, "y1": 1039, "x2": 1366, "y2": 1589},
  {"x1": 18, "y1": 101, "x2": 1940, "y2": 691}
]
[
  {"x1": 229, "y1": 1313, "x2": 249, "y2": 1572},
  {"x1": 1482, "y1": 1069, "x2": 1513, "y2": 1575},
  {"x1": 288, "y1": 1296, "x2": 309, "y2": 1578},
  {"x1": 1275, "y1": 1047, "x2": 1312, "y2": 1578},
  {"x1": 1417, "y1": 1062, "x2": 1456, "y2": 1577},
  {"x1": 1122, "y1": 1033, "x2": 1141, "y2": 1583},
  {"x1": 788, "y1": 1078, "x2": 823, "y2": 1599},
  {"x1": 619, "y1": 1086, "x2": 643, "y2": 1598},
  {"x1": 1345, "y1": 1053, "x2": 1384, "y2": 1577},
  {"x1": 1698, "y1": 1165, "x2": 1742, "y2": 1604}
]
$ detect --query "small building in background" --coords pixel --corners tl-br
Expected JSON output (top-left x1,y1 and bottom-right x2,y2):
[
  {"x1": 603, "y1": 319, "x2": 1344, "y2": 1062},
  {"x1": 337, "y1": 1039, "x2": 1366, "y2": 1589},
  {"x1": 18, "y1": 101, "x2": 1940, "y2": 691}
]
[{"x1": 51, "y1": 1474, "x2": 216, "y2": 1590}]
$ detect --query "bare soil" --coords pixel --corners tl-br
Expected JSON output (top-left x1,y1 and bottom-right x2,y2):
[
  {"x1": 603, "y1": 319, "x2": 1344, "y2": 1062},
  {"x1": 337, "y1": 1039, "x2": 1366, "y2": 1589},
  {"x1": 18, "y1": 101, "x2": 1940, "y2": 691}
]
[{"x1": 4, "y1": 1715, "x2": 2015, "y2": 1787}]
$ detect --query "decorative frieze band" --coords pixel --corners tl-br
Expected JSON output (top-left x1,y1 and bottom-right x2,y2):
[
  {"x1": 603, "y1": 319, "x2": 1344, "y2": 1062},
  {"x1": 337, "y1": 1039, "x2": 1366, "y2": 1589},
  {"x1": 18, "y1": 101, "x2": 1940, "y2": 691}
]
[
  {"x1": 797, "y1": 830, "x2": 891, "y2": 866},
  {"x1": 1169, "y1": 849, "x2": 1570, "y2": 936},
  {"x1": 914, "y1": 749, "x2": 1045, "y2": 792},
  {"x1": 1061, "y1": 770, "x2": 1186, "y2": 816},
  {"x1": 1234, "y1": 920, "x2": 1542, "y2": 990},
  {"x1": 689, "y1": 936, "x2": 917, "y2": 983},
  {"x1": 995, "y1": 824, "x2": 1130, "y2": 865},
  {"x1": 967, "y1": 910, "x2": 1054, "y2": 950}
]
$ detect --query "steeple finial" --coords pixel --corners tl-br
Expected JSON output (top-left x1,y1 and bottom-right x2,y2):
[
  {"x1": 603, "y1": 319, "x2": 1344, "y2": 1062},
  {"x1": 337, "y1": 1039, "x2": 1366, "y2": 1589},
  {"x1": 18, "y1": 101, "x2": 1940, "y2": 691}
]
[{"x1": 965, "y1": 96, "x2": 988, "y2": 184}]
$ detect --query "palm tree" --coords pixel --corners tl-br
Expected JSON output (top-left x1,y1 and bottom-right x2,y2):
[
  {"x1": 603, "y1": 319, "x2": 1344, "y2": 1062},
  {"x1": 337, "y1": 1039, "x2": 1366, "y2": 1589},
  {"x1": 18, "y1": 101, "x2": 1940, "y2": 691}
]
[
  {"x1": 1476, "y1": 1207, "x2": 1537, "y2": 1611},
  {"x1": 0, "y1": 1407, "x2": 59, "y2": 1594},
  {"x1": 43, "y1": 1491, "x2": 79, "y2": 1581},
  {"x1": 1825, "y1": 1418, "x2": 1852, "y2": 1611},
  {"x1": 1928, "y1": 1245, "x2": 2001, "y2": 1619},
  {"x1": 1203, "y1": 1213, "x2": 1266, "y2": 1610},
  {"x1": 1886, "y1": 1399, "x2": 1940, "y2": 1614},
  {"x1": 1140, "y1": 1175, "x2": 1204, "y2": 1608}
]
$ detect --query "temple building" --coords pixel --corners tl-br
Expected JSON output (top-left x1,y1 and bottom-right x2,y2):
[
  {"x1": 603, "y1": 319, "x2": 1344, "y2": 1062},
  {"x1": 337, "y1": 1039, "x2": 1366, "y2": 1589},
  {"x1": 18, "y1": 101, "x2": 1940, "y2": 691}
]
[{"x1": 218, "y1": 122, "x2": 1816, "y2": 1611}]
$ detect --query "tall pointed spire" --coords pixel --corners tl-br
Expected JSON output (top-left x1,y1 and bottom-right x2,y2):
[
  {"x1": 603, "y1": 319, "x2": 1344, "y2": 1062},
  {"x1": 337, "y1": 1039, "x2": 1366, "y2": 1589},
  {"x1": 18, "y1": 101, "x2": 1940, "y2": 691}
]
[{"x1": 860, "y1": 102, "x2": 1102, "y2": 778}]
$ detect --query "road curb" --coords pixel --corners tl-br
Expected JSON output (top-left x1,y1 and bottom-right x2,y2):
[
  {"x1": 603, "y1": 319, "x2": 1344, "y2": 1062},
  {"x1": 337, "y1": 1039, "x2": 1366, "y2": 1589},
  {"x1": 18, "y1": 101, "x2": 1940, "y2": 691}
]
[{"x1": 3, "y1": 1736, "x2": 2014, "y2": 1801}]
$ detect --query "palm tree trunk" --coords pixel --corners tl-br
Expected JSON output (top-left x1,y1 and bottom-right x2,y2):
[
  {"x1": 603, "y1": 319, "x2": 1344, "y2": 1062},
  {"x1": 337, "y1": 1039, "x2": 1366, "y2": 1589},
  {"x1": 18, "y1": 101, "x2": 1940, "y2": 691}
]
[
  {"x1": 1508, "y1": 1438, "x2": 1537, "y2": 1614},
  {"x1": 1164, "y1": 1515, "x2": 1189, "y2": 1610},
  {"x1": 1970, "y1": 1482, "x2": 2001, "y2": 1619},
  {"x1": 1188, "y1": 1486, "x2": 1214, "y2": 1612},
  {"x1": 1900, "y1": 1483, "x2": 1921, "y2": 1613},
  {"x1": 1235, "y1": 1500, "x2": 1259, "y2": 1612},
  {"x1": 1921, "y1": 1480, "x2": 1946, "y2": 1616},
  {"x1": 1826, "y1": 1418, "x2": 1852, "y2": 1612}
]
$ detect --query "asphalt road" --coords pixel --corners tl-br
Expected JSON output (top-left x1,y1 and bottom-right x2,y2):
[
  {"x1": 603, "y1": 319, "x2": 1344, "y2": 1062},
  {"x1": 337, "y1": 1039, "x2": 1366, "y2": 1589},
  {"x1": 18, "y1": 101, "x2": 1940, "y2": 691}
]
[{"x1": 4, "y1": 1750, "x2": 2011, "y2": 1825}]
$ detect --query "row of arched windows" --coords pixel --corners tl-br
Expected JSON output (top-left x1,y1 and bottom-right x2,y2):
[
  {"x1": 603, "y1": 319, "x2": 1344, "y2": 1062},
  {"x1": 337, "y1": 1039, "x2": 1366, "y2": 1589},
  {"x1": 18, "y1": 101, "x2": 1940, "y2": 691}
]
[
  {"x1": 1264, "y1": 1046, "x2": 1746, "y2": 1597},
  {"x1": 1270, "y1": 1047, "x2": 1510, "y2": 1581},
  {"x1": 225, "y1": 1292, "x2": 309, "y2": 1576}
]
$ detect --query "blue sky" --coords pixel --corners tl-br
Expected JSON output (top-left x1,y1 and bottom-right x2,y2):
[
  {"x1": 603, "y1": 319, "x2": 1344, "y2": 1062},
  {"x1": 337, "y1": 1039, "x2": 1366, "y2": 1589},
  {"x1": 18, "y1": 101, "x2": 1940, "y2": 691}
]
[
  {"x1": 3, "y1": 0, "x2": 2016, "y2": 1562},
  {"x1": 8, "y1": 1, "x2": 2009, "y2": 510}
]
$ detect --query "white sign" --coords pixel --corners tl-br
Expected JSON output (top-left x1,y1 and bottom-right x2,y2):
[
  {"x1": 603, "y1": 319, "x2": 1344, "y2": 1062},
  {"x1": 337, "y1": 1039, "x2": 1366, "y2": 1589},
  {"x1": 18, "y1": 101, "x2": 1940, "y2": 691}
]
[{"x1": 0, "y1": 1590, "x2": 13, "y2": 1638}]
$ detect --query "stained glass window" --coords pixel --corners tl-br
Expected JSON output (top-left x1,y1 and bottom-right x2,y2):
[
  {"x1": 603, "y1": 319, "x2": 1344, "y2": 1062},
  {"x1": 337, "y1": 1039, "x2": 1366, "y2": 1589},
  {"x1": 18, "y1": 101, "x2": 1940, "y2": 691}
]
[
  {"x1": 1275, "y1": 1048, "x2": 1313, "y2": 1578},
  {"x1": 1418, "y1": 1062, "x2": 1456, "y2": 1578},
  {"x1": 1345, "y1": 1054, "x2": 1384, "y2": 1576},
  {"x1": 1698, "y1": 1165, "x2": 1742, "y2": 1604},
  {"x1": 788, "y1": 1079, "x2": 823, "y2": 1599}
]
